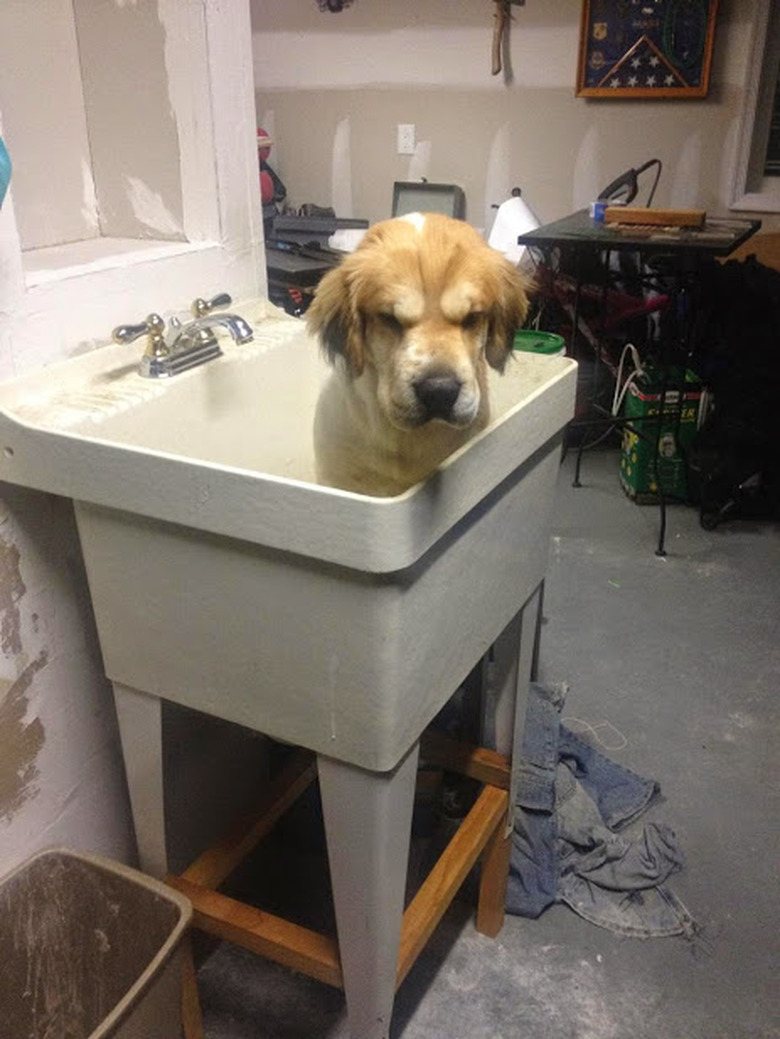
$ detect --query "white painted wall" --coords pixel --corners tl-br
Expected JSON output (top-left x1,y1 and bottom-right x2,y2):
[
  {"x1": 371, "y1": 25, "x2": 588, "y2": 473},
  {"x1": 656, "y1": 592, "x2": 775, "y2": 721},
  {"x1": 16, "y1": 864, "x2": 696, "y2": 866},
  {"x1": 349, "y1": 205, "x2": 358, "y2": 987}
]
[
  {"x1": 0, "y1": 0, "x2": 99, "y2": 250},
  {"x1": 74, "y1": 0, "x2": 185, "y2": 242},
  {"x1": 252, "y1": 0, "x2": 778, "y2": 233},
  {"x1": 0, "y1": 0, "x2": 265, "y2": 876}
]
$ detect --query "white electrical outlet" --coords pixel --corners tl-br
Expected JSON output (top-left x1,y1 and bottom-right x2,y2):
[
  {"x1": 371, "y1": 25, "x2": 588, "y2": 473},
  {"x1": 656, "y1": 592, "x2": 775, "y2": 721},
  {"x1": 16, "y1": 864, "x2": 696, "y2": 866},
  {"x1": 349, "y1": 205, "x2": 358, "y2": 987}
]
[{"x1": 397, "y1": 124, "x2": 416, "y2": 155}]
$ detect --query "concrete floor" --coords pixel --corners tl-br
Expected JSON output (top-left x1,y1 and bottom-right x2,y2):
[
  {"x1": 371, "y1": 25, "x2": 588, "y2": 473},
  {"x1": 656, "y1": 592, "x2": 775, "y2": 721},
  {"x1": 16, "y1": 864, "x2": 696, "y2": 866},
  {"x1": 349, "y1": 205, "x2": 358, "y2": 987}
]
[{"x1": 196, "y1": 447, "x2": 780, "y2": 1039}]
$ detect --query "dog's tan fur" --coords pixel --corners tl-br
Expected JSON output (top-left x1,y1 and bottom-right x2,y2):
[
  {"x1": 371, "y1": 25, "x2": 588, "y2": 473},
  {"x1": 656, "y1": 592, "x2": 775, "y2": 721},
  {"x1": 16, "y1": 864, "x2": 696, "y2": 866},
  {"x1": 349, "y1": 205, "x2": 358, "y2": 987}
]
[{"x1": 306, "y1": 213, "x2": 531, "y2": 496}]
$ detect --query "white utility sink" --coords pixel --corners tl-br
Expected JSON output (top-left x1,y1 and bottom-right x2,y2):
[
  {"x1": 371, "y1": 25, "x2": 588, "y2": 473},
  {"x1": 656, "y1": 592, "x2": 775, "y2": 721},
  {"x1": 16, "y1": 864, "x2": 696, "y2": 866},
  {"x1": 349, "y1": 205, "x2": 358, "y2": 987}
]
[{"x1": 0, "y1": 303, "x2": 577, "y2": 770}]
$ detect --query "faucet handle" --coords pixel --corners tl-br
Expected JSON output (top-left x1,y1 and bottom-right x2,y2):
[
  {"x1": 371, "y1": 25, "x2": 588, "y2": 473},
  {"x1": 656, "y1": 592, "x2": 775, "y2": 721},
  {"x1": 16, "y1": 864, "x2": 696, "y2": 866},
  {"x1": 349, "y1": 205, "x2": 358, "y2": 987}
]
[
  {"x1": 112, "y1": 313, "x2": 168, "y2": 358},
  {"x1": 191, "y1": 293, "x2": 232, "y2": 318}
]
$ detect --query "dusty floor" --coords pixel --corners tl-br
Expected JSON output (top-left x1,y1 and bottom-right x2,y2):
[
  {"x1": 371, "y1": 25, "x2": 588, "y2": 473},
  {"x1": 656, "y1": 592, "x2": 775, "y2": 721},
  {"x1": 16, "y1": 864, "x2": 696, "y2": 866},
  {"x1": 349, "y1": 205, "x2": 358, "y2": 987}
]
[{"x1": 195, "y1": 448, "x2": 779, "y2": 1039}]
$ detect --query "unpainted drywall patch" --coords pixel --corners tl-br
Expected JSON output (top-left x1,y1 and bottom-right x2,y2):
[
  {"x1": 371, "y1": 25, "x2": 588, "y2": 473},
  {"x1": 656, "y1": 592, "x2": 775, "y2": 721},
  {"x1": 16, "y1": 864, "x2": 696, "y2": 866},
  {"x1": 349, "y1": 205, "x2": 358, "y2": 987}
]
[
  {"x1": 80, "y1": 156, "x2": 100, "y2": 232},
  {"x1": 124, "y1": 175, "x2": 184, "y2": 236},
  {"x1": 0, "y1": 652, "x2": 47, "y2": 821},
  {"x1": 0, "y1": 536, "x2": 26, "y2": 656}
]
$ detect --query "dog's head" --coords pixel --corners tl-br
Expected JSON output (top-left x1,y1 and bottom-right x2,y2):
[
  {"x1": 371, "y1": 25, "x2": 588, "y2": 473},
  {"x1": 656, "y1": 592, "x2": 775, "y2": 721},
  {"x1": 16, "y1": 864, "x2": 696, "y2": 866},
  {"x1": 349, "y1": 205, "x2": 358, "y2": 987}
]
[{"x1": 306, "y1": 213, "x2": 531, "y2": 430}]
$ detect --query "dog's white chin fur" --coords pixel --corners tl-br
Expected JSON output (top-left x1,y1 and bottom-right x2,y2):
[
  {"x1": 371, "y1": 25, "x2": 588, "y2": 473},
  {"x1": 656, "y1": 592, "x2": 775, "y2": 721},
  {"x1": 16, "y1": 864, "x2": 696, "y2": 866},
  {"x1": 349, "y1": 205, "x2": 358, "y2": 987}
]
[{"x1": 314, "y1": 367, "x2": 490, "y2": 497}]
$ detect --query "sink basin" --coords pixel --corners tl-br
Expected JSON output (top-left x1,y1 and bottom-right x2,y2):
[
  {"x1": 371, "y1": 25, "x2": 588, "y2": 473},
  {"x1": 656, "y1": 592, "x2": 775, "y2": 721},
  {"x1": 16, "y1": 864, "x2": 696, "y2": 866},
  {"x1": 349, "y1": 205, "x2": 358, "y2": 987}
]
[{"x1": 0, "y1": 303, "x2": 577, "y2": 769}]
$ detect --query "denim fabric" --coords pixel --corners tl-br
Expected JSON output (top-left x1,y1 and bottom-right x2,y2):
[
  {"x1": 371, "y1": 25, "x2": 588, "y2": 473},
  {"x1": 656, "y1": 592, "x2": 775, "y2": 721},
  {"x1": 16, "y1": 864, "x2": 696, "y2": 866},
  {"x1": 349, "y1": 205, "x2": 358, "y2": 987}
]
[
  {"x1": 509, "y1": 683, "x2": 565, "y2": 918},
  {"x1": 558, "y1": 726, "x2": 658, "y2": 830},
  {"x1": 506, "y1": 683, "x2": 694, "y2": 938},
  {"x1": 514, "y1": 681, "x2": 564, "y2": 812},
  {"x1": 506, "y1": 808, "x2": 558, "y2": 919}
]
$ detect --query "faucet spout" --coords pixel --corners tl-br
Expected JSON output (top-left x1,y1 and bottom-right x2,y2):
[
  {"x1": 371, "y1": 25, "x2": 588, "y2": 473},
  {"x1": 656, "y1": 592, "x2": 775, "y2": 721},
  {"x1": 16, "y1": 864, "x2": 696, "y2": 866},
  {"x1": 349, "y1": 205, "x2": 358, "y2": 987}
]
[
  {"x1": 177, "y1": 312, "x2": 254, "y2": 347},
  {"x1": 117, "y1": 293, "x2": 254, "y2": 378}
]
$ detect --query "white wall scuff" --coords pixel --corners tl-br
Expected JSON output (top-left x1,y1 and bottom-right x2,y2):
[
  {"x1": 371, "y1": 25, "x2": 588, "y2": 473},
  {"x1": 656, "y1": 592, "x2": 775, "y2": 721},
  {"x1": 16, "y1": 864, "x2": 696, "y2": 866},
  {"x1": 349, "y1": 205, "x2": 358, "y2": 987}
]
[
  {"x1": 407, "y1": 140, "x2": 432, "y2": 187},
  {"x1": 671, "y1": 133, "x2": 704, "y2": 209},
  {"x1": 484, "y1": 123, "x2": 512, "y2": 236},
  {"x1": 572, "y1": 124, "x2": 603, "y2": 214},
  {"x1": 331, "y1": 118, "x2": 354, "y2": 219},
  {"x1": 124, "y1": 176, "x2": 186, "y2": 237},
  {"x1": 0, "y1": 489, "x2": 134, "y2": 875}
]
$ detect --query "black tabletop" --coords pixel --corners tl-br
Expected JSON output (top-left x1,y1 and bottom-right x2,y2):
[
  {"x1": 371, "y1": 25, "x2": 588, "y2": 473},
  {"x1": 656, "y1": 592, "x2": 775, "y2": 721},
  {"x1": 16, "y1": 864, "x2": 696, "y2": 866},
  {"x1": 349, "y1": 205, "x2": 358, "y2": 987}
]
[{"x1": 518, "y1": 208, "x2": 761, "y2": 258}]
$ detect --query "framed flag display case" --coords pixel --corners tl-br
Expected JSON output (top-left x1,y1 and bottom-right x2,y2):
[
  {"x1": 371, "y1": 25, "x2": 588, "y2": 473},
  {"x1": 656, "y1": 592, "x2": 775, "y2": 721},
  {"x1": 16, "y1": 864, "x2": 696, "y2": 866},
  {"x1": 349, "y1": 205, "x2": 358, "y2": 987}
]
[{"x1": 576, "y1": 0, "x2": 719, "y2": 99}]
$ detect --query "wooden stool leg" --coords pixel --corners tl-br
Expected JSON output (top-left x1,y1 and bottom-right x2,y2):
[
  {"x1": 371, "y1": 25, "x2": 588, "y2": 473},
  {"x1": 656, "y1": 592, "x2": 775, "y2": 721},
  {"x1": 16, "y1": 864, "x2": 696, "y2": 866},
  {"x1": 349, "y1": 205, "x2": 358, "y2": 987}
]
[
  {"x1": 476, "y1": 813, "x2": 512, "y2": 938},
  {"x1": 181, "y1": 934, "x2": 205, "y2": 1039},
  {"x1": 318, "y1": 744, "x2": 419, "y2": 1039}
]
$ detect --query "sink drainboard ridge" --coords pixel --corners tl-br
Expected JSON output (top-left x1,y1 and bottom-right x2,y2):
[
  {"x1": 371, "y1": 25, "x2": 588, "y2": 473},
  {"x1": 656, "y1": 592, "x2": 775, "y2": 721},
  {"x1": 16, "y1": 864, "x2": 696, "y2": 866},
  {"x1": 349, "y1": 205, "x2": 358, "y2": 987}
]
[{"x1": 11, "y1": 313, "x2": 303, "y2": 433}]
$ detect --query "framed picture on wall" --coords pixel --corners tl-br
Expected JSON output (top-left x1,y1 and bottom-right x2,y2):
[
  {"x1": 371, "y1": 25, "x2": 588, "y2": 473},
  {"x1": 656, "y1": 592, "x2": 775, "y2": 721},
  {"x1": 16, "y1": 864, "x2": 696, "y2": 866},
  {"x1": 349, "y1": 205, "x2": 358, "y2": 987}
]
[{"x1": 576, "y1": 0, "x2": 719, "y2": 99}]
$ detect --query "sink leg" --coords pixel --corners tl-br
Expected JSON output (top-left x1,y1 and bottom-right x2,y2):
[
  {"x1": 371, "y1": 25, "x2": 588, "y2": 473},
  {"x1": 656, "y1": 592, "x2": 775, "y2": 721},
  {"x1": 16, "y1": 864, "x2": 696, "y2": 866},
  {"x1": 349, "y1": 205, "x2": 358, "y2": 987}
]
[
  {"x1": 318, "y1": 743, "x2": 419, "y2": 1039},
  {"x1": 488, "y1": 585, "x2": 543, "y2": 832},
  {"x1": 113, "y1": 682, "x2": 167, "y2": 878}
]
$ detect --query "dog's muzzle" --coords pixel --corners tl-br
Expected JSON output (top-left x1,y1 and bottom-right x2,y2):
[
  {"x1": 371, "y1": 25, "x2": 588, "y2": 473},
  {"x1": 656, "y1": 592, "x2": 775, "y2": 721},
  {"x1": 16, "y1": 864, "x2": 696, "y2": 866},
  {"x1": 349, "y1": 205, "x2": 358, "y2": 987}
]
[{"x1": 413, "y1": 373, "x2": 463, "y2": 421}]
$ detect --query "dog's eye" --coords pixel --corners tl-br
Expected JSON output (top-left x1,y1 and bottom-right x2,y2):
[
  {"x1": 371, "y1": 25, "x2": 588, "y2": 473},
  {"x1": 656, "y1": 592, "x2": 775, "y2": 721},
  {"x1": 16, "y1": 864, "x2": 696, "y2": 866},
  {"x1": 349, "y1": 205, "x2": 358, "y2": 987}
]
[
  {"x1": 461, "y1": 312, "x2": 483, "y2": 330},
  {"x1": 377, "y1": 312, "x2": 403, "y2": 334}
]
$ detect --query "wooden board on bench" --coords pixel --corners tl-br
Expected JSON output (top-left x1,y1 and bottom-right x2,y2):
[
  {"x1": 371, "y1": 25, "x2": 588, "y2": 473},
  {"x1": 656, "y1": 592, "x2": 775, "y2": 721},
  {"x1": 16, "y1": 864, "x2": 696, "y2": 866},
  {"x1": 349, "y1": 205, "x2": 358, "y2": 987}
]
[{"x1": 605, "y1": 206, "x2": 706, "y2": 228}]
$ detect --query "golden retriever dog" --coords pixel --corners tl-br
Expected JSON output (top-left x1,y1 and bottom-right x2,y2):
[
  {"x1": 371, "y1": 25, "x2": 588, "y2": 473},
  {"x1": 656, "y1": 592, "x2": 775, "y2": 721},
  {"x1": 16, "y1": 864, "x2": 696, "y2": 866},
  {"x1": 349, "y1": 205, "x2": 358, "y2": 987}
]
[{"x1": 306, "y1": 212, "x2": 531, "y2": 496}]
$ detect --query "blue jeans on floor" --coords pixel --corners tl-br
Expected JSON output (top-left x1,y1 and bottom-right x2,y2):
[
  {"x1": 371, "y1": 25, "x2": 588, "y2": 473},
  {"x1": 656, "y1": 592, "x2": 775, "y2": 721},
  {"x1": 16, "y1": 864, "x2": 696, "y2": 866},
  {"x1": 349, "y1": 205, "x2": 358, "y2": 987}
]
[{"x1": 506, "y1": 683, "x2": 697, "y2": 939}]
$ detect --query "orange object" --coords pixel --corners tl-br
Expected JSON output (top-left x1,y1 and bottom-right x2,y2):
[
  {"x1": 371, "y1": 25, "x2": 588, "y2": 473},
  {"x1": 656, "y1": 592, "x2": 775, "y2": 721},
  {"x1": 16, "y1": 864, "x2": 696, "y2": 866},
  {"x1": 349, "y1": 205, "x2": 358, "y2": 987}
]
[{"x1": 604, "y1": 206, "x2": 706, "y2": 228}]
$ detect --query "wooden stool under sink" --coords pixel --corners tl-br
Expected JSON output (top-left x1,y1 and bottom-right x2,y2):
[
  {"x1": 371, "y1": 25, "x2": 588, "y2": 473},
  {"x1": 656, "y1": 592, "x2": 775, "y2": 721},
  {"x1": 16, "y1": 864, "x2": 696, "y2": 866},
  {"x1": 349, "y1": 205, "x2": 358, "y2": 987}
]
[
  {"x1": 108, "y1": 570, "x2": 548, "y2": 1039},
  {"x1": 157, "y1": 591, "x2": 543, "y2": 1039},
  {"x1": 169, "y1": 729, "x2": 517, "y2": 1039}
]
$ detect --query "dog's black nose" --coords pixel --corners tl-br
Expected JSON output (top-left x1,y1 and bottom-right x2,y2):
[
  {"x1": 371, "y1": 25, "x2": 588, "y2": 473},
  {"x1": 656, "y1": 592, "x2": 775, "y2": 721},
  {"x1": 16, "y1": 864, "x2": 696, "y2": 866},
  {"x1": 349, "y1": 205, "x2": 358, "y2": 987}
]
[{"x1": 413, "y1": 374, "x2": 462, "y2": 419}]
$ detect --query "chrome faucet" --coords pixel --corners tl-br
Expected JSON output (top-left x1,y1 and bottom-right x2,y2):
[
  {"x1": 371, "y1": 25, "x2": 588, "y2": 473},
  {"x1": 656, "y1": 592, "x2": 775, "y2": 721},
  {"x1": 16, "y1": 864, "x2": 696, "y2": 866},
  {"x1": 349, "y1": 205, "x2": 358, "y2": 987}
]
[
  {"x1": 173, "y1": 295, "x2": 254, "y2": 350},
  {"x1": 113, "y1": 293, "x2": 254, "y2": 378}
]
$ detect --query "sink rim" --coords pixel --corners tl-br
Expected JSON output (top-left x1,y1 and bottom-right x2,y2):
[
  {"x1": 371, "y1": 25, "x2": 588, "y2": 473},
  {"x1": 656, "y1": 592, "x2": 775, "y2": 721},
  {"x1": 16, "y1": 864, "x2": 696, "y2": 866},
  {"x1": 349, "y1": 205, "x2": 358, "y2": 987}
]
[{"x1": 0, "y1": 312, "x2": 578, "y2": 573}]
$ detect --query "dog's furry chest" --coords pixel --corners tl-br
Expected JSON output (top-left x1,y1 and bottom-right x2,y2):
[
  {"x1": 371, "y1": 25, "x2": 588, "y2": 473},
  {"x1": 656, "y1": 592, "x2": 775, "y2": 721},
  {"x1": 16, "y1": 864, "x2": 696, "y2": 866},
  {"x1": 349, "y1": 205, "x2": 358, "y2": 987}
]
[{"x1": 314, "y1": 370, "x2": 487, "y2": 497}]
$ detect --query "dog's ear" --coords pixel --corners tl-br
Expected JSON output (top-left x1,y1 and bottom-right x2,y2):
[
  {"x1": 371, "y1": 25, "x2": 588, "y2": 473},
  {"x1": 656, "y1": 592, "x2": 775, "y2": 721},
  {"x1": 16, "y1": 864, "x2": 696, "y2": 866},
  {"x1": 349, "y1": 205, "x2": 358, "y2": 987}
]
[
  {"x1": 306, "y1": 263, "x2": 366, "y2": 376},
  {"x1": 485, "y1": 260, "x2": 533, "y2": 372}
]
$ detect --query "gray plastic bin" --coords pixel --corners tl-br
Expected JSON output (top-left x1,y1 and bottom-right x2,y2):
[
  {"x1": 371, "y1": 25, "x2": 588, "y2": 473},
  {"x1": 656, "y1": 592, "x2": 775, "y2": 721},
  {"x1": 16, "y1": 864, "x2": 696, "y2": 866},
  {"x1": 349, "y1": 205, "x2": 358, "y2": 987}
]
[{"x1": 0, "y1": 847, "x2": 192, "y2": 1039}]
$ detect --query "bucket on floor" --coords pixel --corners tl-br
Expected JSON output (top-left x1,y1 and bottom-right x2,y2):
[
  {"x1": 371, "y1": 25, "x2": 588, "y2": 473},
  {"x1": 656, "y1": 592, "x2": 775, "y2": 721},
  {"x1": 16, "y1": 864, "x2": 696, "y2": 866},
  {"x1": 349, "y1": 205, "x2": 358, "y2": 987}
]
[
  {"x1": 513, "y1": 329, "x2": 566, "y2": 356},
  {"x1": 0, "y1": 847, "x2": 192, "y2": 1039}
]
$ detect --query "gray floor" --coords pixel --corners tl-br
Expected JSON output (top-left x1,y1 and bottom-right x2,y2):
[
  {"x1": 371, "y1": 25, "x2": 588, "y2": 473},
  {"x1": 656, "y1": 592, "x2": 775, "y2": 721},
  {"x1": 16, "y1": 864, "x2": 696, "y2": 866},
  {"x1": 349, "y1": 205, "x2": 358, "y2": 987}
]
[{"x1": 196, "y1": 448, "x2": 780, "y2": 1039}]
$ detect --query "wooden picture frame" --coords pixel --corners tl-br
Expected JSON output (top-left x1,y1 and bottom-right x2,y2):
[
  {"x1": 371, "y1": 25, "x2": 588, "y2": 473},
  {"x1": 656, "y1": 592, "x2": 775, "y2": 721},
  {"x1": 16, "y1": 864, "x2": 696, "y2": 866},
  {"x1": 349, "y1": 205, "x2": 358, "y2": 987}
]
[{"x1": 576, "y1": 0, "x2": 719, "y2": 99}]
